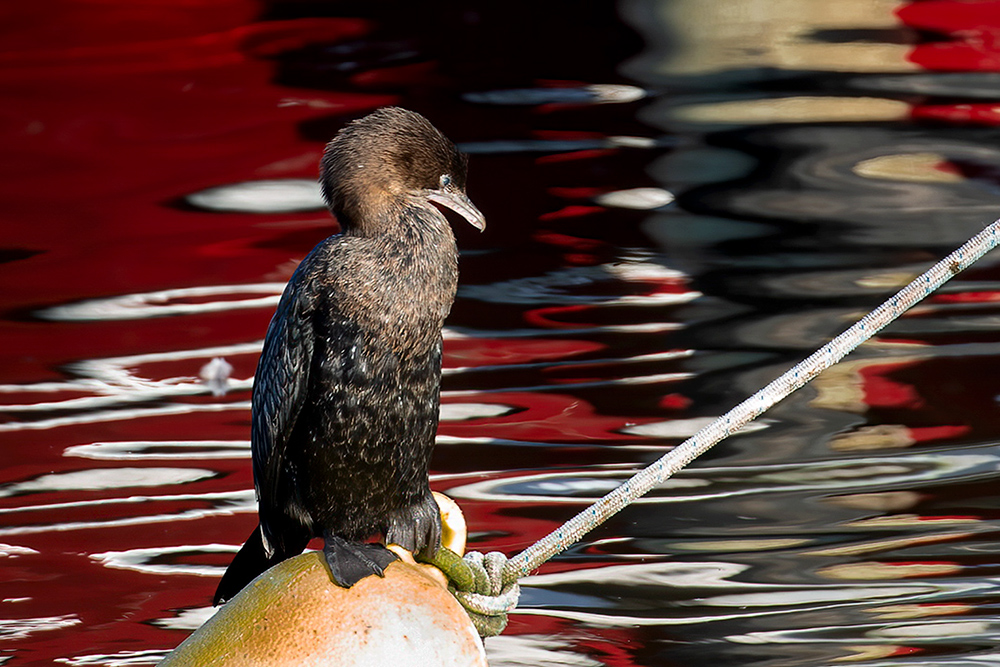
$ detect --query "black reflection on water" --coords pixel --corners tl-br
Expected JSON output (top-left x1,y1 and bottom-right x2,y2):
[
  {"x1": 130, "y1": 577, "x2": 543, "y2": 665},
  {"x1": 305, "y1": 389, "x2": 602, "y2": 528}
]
[{"x1": 523, "y1": 12, "x2": 1000, "y2": 667}]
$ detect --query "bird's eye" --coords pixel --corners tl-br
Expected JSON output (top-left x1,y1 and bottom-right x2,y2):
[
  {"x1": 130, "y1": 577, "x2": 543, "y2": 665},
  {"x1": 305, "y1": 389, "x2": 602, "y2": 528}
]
[{"x1": 439, "y1": 174, "x2": 452, "y2": 188}]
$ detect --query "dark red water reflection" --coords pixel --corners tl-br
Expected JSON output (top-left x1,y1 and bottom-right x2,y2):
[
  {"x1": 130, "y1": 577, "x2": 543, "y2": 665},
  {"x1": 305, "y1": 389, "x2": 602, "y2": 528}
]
[
  {"x1": 6, "y1": 1, "x2": 1000, "y2": 666},
  {"x1": 0, "y1": 1, "x2": 659, "y2": 664},
  {"x1": 0, "y1": 3, "x2": 390, "y2": 663}
]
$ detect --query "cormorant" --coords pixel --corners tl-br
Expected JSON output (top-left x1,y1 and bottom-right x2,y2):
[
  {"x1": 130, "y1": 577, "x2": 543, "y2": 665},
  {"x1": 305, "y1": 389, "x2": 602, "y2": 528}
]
[{"x1": 214, "y1": 107, "x2": 485, "y2": 605}]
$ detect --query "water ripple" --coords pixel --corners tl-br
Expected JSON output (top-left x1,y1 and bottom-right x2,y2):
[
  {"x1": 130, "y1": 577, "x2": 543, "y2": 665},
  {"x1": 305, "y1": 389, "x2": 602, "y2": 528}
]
[{"x1": 447, "y1": 448, "x2": 1000, "y2": 504}]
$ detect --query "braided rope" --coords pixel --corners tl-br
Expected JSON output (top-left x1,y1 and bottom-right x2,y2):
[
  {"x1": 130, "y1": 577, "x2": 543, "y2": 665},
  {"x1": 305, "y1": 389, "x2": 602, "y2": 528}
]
[{"x1": 502, "y1": 218, "x2": 1000, "y2": 583}]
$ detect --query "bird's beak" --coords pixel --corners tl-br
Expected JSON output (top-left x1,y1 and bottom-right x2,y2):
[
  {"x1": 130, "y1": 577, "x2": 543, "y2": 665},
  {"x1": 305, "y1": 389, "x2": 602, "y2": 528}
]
[{"x1": 427, "y1": 189, "x2": 486, "y2": 231}]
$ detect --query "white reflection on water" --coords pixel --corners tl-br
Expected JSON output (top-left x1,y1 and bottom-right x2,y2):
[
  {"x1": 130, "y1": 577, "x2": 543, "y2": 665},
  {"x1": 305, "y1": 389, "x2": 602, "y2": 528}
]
[
  {"x1": 0, "y1": 343, "x2": 257, "y2": 398},
  {"x1": 36, "y1": 284, "x2": 284, "y2": 322},
  {"x1": 729, "y1": 617, "x2": 1000, "y2": 644},
  {"x1": 53, "y1": 650, "x2": 168, "y2": 666},
  {"x1": 511, "y1": 562, "x2": 978, "y2": 630},
  {"x1": 0, "y1": 490, "x2": 255, "y2": 537},
  {"x1": 528, "y1": 559, "x2": 750, "y2": 588},
  {"x1": 461, "y1": 254, "x2": 697, "y2": 306},
  {"x1": 0, "y1": 614, "x2": 81, "y2": 641},
  {"x1": 595, "y1": 186, "x2": 674, "y2": 209},
  {"x1": 624, "y1": 416, "x2": 770, "y2": 438},
  {"x1": 874, "y1": 620, "x2": 994, "y2": 639},
  {"x1": 151, "y1": 607, "x2": 217, "y2": 632},
  {"x1": 447, "y1": 449, "x2": 1000, "y2": 504},
  {"x1": 185, "y1": 179, "x2": 323, "y2": 213},
  {"x1": 439, "y1": 403, "x2": 514, "y2": 421},
  {"x1": 442, "y1": 349, "x2": 693, "y2": 376},
  {"x1": 1, "y1": 285, "x2": 680, "y2": 434},
  {"x1": 0, "y1": 402, "x2": 251, "y2": 433},
  {"x1": 0, "y1": 468, "x2": 216, "y2": 497},
  {"x1": 90, "y1": 544, "x2": 237, "y2": 576},
  {"x1": 0, "y1": 544, "x2": 38, "y2": 557},
  {"x1": 0, "y1": 490, "x2": 253, "y2": 519},
  {"x1": 65, "y1": 441, "x2": 250, "y2": 461},
  {"x1": 447, "y1": 371, "x2": 692, "y2": 395},
  {"x1": 0, "y1": 342, "x2": 255, "y2": 432}
]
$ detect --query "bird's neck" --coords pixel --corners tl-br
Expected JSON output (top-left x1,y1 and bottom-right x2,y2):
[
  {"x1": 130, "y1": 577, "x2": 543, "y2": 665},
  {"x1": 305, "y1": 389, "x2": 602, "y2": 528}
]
[
  {"x1": 331, "y1": 201, "x2": 459, "y2": 348},
  {"x1": 345, "y1": 199, "x2": 456, "y2": 248}
]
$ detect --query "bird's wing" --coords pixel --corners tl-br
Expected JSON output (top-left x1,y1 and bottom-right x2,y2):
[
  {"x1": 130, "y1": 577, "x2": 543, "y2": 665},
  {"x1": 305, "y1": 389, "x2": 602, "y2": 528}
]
[{"x1": 251, "y1": 258, "x2": 317, "y2": 546}]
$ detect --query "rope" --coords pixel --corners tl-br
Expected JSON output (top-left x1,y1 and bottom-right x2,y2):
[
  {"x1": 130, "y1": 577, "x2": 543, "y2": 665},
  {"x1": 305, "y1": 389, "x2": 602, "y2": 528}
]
[
  {"x1": 500, "y1": 218, "x2": 1000, "y2": 583},
  {"x1": 439, "y1": 217, "x2": 1000, "y2": 634}
]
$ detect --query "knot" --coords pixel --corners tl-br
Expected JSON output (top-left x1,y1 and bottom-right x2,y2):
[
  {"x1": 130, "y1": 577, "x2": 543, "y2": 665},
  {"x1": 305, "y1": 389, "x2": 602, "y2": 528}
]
[{"x1": 422, "y1": 547, "x2": 520, "y2": 637}]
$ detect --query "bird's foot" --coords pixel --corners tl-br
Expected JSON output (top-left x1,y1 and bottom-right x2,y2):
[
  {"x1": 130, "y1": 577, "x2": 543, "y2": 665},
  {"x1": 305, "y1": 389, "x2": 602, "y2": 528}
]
[
  {"x1": 322, "y1": 534, "x2": 398, "y2": 588},
  {"x1": 384, "y1": 493, "x2": 442, "y2": 559},
  {"x1": 418, "y1": 547, "x2": 519, "y2": 637}
]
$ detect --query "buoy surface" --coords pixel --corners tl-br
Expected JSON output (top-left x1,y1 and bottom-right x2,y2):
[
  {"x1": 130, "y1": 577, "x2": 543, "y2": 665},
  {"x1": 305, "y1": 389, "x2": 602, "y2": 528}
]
[{"x1": 159, "y1": 551, "x2": 486, "y2": 666}]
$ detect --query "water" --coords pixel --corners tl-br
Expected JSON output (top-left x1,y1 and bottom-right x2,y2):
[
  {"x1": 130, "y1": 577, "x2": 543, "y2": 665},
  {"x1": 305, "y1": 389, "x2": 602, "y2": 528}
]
[{"x1": 4, "y1": 1, "x2": 1000, "y2": 665}]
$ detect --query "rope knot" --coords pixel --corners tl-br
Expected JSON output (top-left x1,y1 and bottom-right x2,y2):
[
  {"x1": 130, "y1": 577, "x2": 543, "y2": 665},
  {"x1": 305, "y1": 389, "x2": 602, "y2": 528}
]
[{"x1": 424, "y1": 547, "x2": 520, "y2": 637}]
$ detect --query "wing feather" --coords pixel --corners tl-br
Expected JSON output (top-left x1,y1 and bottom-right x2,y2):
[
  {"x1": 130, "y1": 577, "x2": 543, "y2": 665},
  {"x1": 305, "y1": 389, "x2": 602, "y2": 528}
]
[{"x1": 251, "y1": 251, "x2": 321, "y2": 552}]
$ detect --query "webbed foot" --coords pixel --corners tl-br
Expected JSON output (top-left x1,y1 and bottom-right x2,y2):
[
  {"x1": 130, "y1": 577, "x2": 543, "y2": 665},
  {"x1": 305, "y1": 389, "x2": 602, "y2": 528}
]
[{"x1": 322, "y1": 534, "x2": 398, "y2": 587}]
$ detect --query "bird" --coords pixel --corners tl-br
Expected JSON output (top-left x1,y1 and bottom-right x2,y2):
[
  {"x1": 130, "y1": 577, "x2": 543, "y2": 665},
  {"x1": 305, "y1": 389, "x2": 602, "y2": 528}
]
[{"x1": 214, "y1": 107, "x2": 485, "y2": 605}]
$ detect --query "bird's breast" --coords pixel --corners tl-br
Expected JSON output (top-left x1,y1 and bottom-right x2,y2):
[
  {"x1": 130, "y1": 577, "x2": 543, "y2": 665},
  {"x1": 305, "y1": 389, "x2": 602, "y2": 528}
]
[{"x1": 327, "y1": 231, "x2": 458, "y2": 356}]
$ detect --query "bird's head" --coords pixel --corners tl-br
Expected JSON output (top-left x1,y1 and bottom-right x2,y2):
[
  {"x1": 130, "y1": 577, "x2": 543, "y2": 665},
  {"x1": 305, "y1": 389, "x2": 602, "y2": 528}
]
[{"x1": 320, "y1": 107, "x2": 485, "y2": 235}]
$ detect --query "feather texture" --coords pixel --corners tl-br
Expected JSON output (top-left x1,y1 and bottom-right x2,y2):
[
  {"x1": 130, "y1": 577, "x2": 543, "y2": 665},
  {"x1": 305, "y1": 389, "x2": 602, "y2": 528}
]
[{"x1": 214, "y1": 108, "x2": 481, "y2": 604}]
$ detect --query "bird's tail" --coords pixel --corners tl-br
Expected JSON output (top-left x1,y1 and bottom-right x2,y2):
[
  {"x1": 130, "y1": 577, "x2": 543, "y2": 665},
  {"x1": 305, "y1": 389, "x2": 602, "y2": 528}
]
[{"x1": 213, "y1": 525, "x2": 287, "y2": 605}]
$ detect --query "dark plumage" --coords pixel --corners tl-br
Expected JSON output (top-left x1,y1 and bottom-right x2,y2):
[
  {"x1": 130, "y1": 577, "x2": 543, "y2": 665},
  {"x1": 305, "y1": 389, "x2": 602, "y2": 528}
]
[{"x1": 214, "y1": 107, "x2": 485, "y2": 605}]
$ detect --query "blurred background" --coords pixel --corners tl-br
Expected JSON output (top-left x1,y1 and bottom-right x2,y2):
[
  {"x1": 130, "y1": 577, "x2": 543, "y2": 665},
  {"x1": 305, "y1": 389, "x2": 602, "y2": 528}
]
[{"x1": 5, "y1": 1, "x2": 1000, "y2": 665}]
